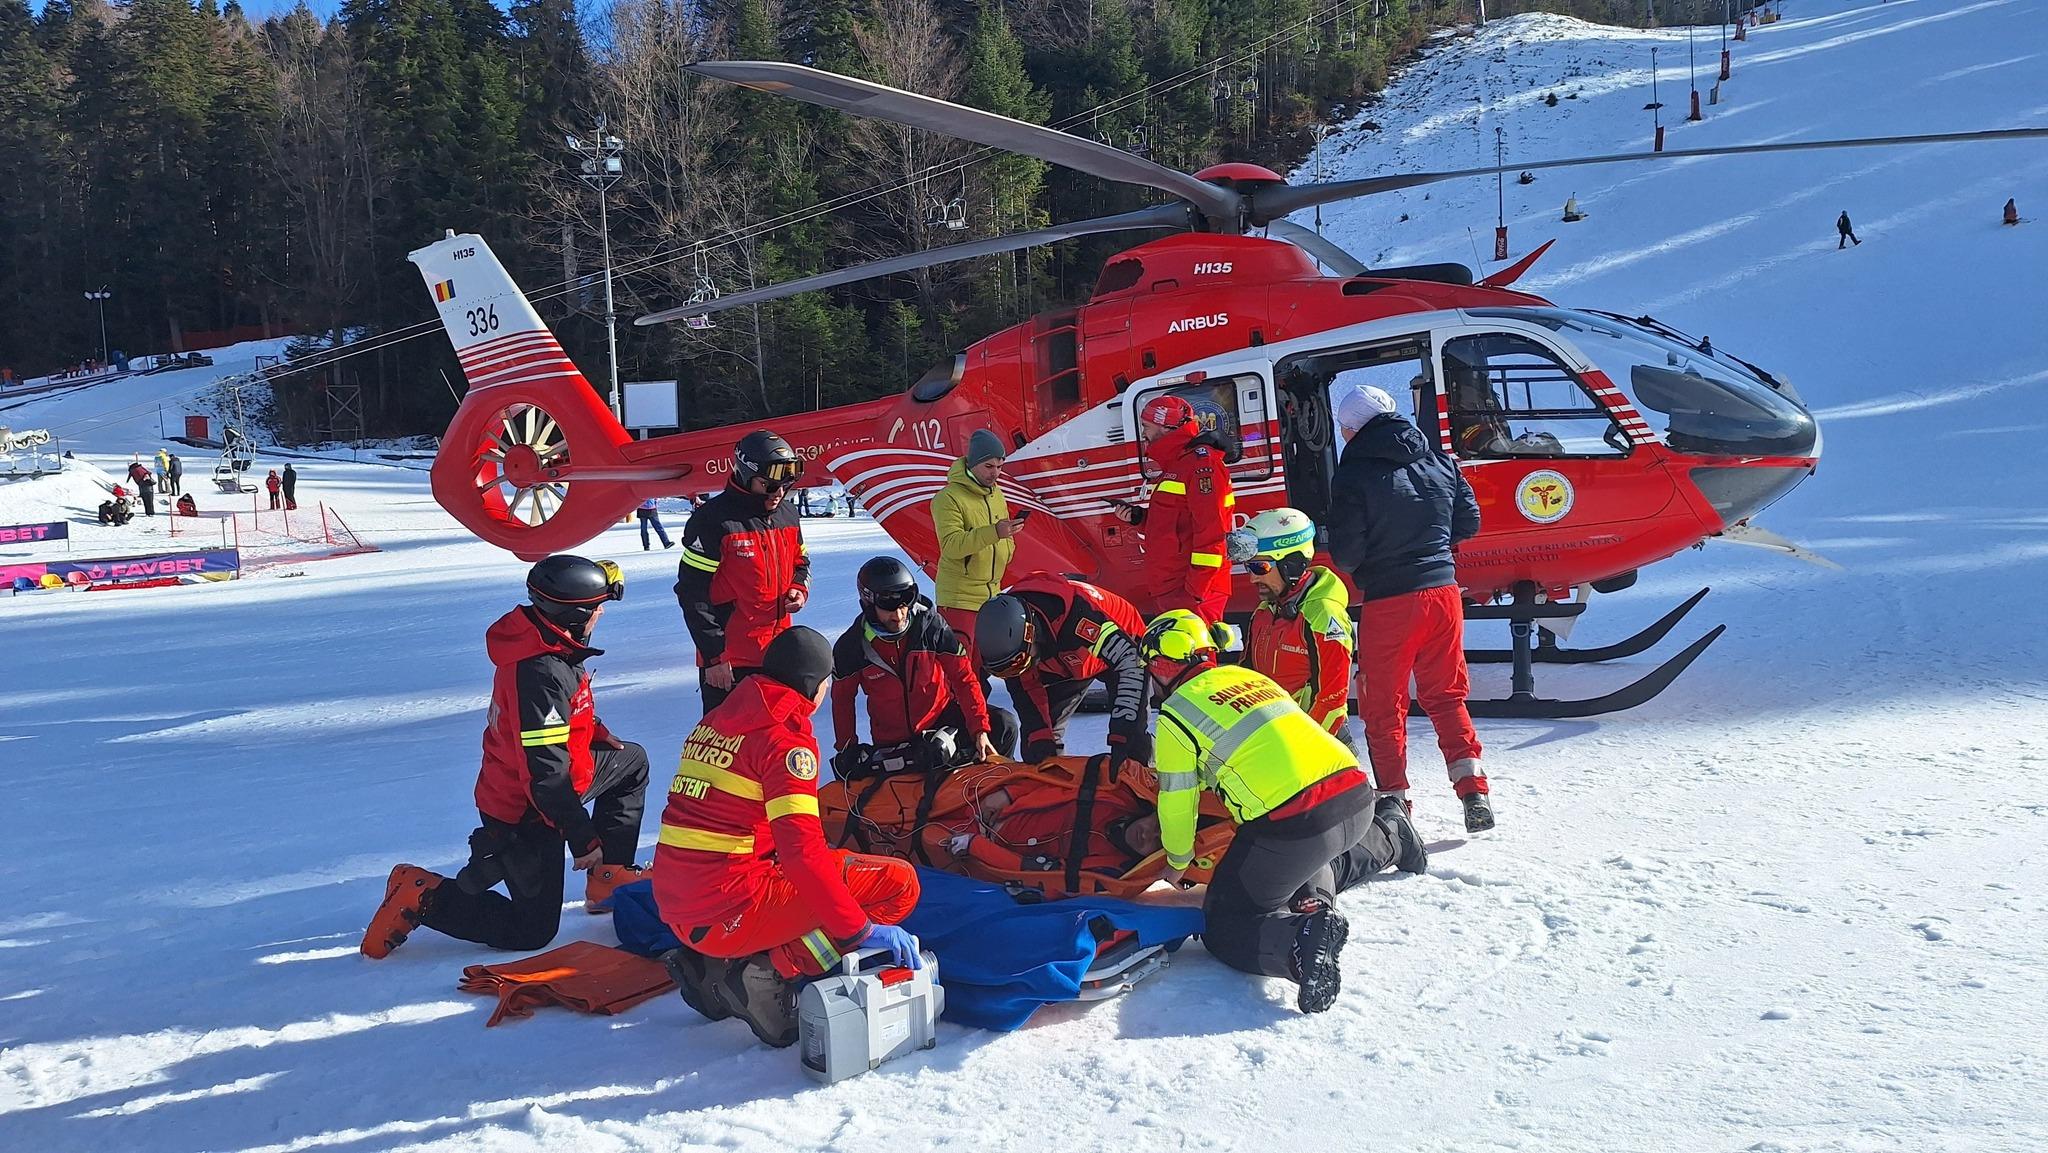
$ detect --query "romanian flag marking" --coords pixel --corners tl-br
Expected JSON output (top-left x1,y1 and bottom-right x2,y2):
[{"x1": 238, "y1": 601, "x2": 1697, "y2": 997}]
[{"x1": 433, "y1": 279, "x2": 456, "y2": 302}]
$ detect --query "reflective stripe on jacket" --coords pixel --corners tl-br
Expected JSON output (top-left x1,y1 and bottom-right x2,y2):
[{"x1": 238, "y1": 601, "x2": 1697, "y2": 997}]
[
  {"x1": 1153, "y1": 663, "x2": 1357, "y2": 869},
  {"x1": 475, "y1": 606, "x2": 602, "y2": 852},
  {"x1": 1247, "y1": 566, "x2": 1356, "y2": 734},
  {"x1": 931, "y1": 458, "x2": 1014, "y2": 611},
  {"x1": 1139, "y1": 424, "x2": 1235, "y2": 620},
  {"x1": 651, "y1": 676, "x2": 869, "y2": 942},
  {"x1": 673, "y1": 482, "x2": 811, "y2": 667}
]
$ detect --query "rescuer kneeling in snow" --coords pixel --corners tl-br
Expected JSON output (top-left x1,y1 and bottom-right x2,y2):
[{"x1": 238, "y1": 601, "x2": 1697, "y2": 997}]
[
  {"x1": 654, "y1": 626, "x2": 922, "y2": 1048},
  {"x1": 1141, "y1": 610, "x2": 1428, "y2": 1014},
  {"x1": 361, "y1": 556, "x2": 651, "y2": 959}
]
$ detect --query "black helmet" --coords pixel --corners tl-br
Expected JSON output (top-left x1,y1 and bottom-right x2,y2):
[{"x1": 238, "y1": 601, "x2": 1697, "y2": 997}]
[
  {"x1": 858, "y1": 555, "x2": 921, "y2": 622},
  {"x1": 734, "y1": 429, "x2": 803, "y2": 489},
  {"x1": 975, "y1": 594, "x2": 1037, "y2": 678},
  {"x1": 527, "y1": 554, "x2": 623, "y2": 626}
]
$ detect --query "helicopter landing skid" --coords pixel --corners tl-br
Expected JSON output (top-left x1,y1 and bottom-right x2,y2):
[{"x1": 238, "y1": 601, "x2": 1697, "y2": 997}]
[
  {"x1": 1454, "y1": 584, "x2": 1725, "y2": 719},
  {"x1": 1465, "y1": 587, "x2": 1712, "y2": 665}
]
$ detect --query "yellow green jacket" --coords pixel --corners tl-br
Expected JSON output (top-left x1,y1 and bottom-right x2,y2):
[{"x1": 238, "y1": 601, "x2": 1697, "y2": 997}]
[
  {"x1": 1153, "y1": 663, "x2": 1359, "y2": 869},
  {"x1": 931, "y1": 458, "x2": 1014, "y2": 611}
]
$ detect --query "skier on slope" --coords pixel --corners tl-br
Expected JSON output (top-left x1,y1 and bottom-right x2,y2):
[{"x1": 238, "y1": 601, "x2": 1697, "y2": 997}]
[{"x1": 361, "y1": 556, "x2": 651, "y2": 958}]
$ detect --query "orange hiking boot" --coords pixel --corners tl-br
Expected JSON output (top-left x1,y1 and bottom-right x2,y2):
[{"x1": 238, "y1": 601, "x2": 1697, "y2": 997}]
[
  {"x1": 360, "y1": 864, "x2": 443, "y2": 958},
  {"x1": 584, "y1": 863, "x2": 649, "y2": 914}
]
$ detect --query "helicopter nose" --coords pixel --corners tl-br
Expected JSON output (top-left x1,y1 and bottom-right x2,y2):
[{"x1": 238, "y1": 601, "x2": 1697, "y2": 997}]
[{"x1": 1688, "y1": 463, "x2": 1815, "y2": 529}]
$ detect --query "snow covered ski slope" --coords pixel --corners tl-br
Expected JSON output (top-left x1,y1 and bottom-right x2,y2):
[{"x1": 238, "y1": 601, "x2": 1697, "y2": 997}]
[{"x1": 4, "y1": 1, "x2": 2048, "y2": 1150}]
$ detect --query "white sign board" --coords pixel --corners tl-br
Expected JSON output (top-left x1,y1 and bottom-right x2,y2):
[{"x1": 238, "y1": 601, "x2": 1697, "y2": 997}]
[{"x1": 622, "y1": 380, "x2": 679, "y2": 430}]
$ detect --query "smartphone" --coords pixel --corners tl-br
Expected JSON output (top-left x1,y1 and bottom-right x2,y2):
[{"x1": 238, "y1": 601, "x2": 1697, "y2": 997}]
[{"x1": 1014, "y1": 508, "x2": 1032, "y2": 522}]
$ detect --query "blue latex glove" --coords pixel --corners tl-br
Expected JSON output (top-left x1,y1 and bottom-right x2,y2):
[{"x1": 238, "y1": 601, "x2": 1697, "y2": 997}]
[{"x1": 857, "y1": 922, "x2": 922, "y2": 970}]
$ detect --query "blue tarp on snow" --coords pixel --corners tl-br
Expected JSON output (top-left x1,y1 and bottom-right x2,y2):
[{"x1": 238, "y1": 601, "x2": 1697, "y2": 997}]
[{"x1": 610, "y1": 871, "x2": 1205, "y2": 1032}]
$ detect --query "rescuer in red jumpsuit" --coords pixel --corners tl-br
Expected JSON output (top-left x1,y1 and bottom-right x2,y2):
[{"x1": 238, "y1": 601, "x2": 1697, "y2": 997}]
[{"x1": 1114, "y1": 394, "x2": 1235, "y2": 623}]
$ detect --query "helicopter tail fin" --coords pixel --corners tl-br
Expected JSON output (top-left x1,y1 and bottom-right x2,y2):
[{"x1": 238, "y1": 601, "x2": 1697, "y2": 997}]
[
  {"x1": 409, "y1": 232, "x2": 594, "y2": 398},
  {"x1": 1478, "y1": 239, "x2": 1555, "y2": 289}
]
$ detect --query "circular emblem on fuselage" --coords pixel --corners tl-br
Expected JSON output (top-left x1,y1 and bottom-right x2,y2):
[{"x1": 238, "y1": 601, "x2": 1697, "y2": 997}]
[
  {"x1": 786, "y1": 747, "x2": 819, "y2": 781},
  {"x1": 1515, "y1": 469, "x2": 1575, "y2": 524}
]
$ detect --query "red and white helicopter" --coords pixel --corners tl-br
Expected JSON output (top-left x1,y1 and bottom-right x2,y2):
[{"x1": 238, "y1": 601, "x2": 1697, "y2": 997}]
[{"x1": 411, "y1": 62, "x2": 2044, "y2": 717}]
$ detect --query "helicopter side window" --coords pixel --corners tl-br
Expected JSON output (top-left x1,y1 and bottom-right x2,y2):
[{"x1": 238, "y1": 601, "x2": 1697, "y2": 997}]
[
  {"x1": 1441, "y1": 333, "x2": 1625, "y2": 458},
  {"x1": 1132, "y1": 374, "x2": 1270, "y2": 481}
]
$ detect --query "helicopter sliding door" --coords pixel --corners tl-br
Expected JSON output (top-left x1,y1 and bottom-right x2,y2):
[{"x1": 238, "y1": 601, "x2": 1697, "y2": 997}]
[{"x1": 1272, "y1": 336, "x2": 1434, "y2": 529}]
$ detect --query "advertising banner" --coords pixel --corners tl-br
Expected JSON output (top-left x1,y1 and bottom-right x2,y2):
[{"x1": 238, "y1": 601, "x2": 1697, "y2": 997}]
[
  {"x1": 2, "y1": 548, "x2": 240, "y2": 591},
  {"x1": 0, "y1": 521, "x2": 68, "y2": 548}
]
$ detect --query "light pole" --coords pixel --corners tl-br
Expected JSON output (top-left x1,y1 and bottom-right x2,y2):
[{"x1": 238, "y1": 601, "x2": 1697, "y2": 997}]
[
  {"x1": 1646, "y1": 46, "x2": 1665, "y2": 152},
  {"x1": 1494, "y1": 125, "x2": 1509, "y2": 260},
  {"x1": 84, "y1": 287, "x2": 111, "y2": 368},
  {"x1": 567, "y1": 126, "x2": 625, "y2": 423}
]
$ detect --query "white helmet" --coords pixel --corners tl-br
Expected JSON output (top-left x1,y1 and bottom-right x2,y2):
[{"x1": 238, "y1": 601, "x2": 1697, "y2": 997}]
[{"x1": 1244, "y1": 507, "x2": 1317, "y2": 563}]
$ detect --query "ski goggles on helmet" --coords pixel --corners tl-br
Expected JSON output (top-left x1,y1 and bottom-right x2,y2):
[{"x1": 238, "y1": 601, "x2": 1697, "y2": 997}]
[
  {"x1": 597, "y1": 559, "x2": 625, "y2": 602},
  {"x1": 1244, "y1": 558, "x2": 1279, "y2": 576},
  {"x1": 864, "y1": 587, "x2": 918, "y2": 612},
  {"x1": 984, "y1": 617, "x2": 1037, "y2": 678},
  {"x1": 755, "y1": 458, "x2": 804, "y2": 487}
]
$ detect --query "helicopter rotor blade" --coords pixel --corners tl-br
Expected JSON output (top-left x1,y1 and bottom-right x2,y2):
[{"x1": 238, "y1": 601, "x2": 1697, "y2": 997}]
[
  {"x1": 1254, "y1": 127, "x2": 2048, "y2": 223},
  {"x1": 687, "y1": 61, "x2": 1245, "y2": 228},
  {"x1": 1264, "y1": 219, "x2": 1369, "y2": 276},
  {"x1": 635, "y1": 203, "x2": 1189, "y2": 326}
]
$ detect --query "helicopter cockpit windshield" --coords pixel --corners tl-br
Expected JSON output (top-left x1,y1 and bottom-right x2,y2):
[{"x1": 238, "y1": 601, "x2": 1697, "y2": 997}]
[{"x1": 1469, "y1": 308, "x2": 1818, "y2": 460}]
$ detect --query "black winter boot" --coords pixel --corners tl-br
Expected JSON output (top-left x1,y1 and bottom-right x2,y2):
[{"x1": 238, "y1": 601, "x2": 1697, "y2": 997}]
[
  {"x1": 661, "y1": 946, "x2": 733, "y2": 1023},
  {"x1": 1376, "y1": 795, "x2": 1429, "y2": 875},
  {"x1": 1290, "y1": 907, "x2": 1350, "y2": 1015},
  {"x1": 718, "y1": 955, "x2": 799, "y2": 1047},
  {"x1": 1461, "y1": 792, "x2": 1496, "y2": 833}
]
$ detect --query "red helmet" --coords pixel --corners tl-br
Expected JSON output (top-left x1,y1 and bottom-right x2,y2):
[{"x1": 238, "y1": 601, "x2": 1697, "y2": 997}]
[{"x1": 1140, "y1": 394, "x2": 1195, "y2": 430}]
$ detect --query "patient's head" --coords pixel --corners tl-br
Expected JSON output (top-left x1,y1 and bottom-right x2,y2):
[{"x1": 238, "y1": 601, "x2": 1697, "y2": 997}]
[{"x1": 1107, "y1": 813, "x2": 1164, "y2": 859}]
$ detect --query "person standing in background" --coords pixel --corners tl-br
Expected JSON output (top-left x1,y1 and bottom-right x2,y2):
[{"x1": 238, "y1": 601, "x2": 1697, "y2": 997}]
[
  {"x1": 931, "y1": 429, "x2": 1021, "y2": 678},
  {"x1": 636, "y1": 498, "x2": 673, "y2": 550}
]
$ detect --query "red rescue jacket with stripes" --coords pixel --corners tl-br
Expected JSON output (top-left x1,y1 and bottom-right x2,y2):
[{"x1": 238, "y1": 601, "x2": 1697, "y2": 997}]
[
  {"x1": 474, "y1": 606, "x2": 603, "y2": 853},
  {"x1": 651, "y1": 676, "x2": 869, "y2": 942},
  {"x1": 1002, "y1": 572, "x2": 1150, "y2": 754},
  {"x1": 674, "y1": 483, "x2": 811, "y2": 668},
  {"x1": 1247, "y1": 565, "x2": 1357, "y2": 735},
  {"x1": 830, "y1": 604, "x2": 992, "y2": 748},
  {"x1": 1138, "y1": 424, "x2": 1235, "y2": 621}
]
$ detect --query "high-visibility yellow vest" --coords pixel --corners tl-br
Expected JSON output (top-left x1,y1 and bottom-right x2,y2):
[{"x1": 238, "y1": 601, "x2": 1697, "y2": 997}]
[{"x1": 1153, "y1": 663, "x2": 1360, "y2": 868}]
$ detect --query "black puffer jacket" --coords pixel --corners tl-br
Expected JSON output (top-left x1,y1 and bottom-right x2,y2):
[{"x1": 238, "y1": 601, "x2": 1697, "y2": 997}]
[{"x1": 1327, "y1": 414, "x2": 1480, "y2": 601}]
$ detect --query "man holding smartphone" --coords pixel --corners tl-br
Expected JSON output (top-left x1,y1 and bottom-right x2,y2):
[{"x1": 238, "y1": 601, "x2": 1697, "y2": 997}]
[{"x1": 932, "y1": 429, "x2": 1025, "y2": 676}]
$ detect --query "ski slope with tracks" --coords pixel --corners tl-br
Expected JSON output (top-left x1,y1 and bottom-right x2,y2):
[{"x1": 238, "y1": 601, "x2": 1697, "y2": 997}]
[{"x1": 4, "y1": 1, "x2": 2048, "y2": 1149}]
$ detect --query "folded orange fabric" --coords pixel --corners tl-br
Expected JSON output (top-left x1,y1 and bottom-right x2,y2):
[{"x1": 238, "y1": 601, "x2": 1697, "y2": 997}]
[{"x1": 458, "y1": 940, "x2": 676, "y2": 1027}]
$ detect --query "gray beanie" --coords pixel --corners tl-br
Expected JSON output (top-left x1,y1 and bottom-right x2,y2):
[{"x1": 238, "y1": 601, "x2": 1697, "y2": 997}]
[{"x1": 965, "y1": 429, "x2": 1005, "y2": 468}]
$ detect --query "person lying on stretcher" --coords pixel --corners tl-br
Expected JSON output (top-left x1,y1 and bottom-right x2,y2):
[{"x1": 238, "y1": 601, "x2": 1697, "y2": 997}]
[{"x1": 944, "y1": 777, "x2": 1164, "y2": 877}]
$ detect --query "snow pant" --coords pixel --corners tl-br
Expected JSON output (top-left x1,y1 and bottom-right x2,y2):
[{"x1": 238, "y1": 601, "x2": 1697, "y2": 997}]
[
  {"x1": 638, "y1": 511, "x2": 672, "y2": 550},
  {"x1": 423, "y1": 742, "x2": 650, "y2": 952},
  {"x1": 1357, "y1": 584, "x2": 1486, "y2": 798},
  {"x1": 675, "y1": 851, "x2": 920, "y2": 979},
  {"x1": 283, "y1": 481, "x2": 297, "y2": 508},
  {"x1": 1839, "y1": 231, "x2": 1859, "y2": 248},
  {"x1": 269, "y1": 491, "x2": 281, "y2": 509},
  {"x1": 940, "y1": 606, "x2": 992, "y2": 694},
  {"x1": 699, "y1": 667, "x2": 763, "y2": 714},
  {"x1": 1202, "y1": 783, "x2": 1392, "y2": 979},
  {"x1": 138, "y1": 487, "x2": 155, "y2": 516},
  {"x1": 166, "y1": 471, "x2": 180, "y2": 495}
]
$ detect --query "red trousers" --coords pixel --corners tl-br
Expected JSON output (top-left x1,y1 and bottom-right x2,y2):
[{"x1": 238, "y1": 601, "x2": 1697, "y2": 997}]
[
  {"x1": 679, "y1": 851, "x2": 919, "y2": 979},
  {"x1": 1356, "y1": 585, "x2": 1486, "y2": 798}
]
